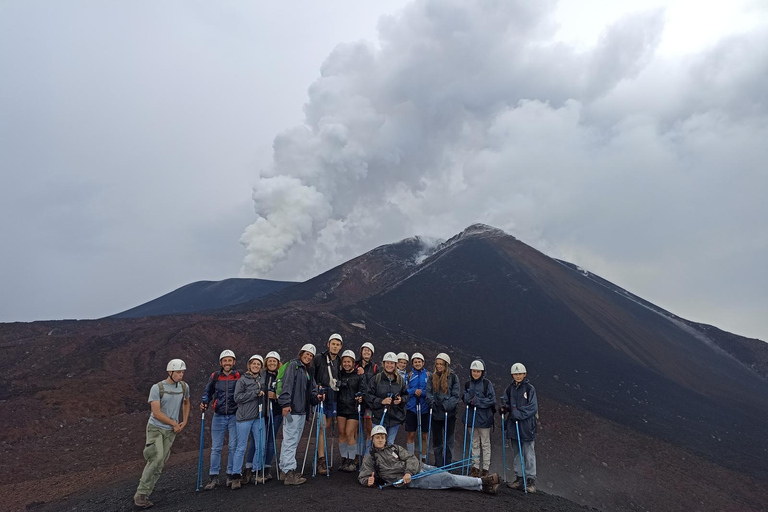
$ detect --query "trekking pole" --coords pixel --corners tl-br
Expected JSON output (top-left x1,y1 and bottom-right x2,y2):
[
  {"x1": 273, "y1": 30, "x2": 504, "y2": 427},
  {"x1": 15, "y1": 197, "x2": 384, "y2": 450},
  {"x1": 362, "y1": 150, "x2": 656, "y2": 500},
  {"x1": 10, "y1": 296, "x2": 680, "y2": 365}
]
[
  {"x1": 501, "y1": 413, "x2": 507, "y2": 482},
  {"x1": 301, "y1": 408, "x2": 317, "y2": 475},
  {"x1": 425, "y1": 408, "x2": 433, "y2": 465},
  {"x1": 416, "y1": 401, "x2": 422, "y2": 462},
  {"x1": 269, "y1": 401, "x2": 280, "y2": 480},
  {"x1": 515, "y1": 420, "x2": 527, "y2": 495},
  {"x1": 330, "y1": 416, "x2": 335, "y2": 470},
  {"x1": 357, "y1": 401, "x2": 364, "y2": 470},
  {"x1": 461, "y1": 406, "x2": 470, "y2": 474},
  {"x1": 442, "y1": 414, "x2": 448, "y2": 466},
  {"x1": 378, "y1": 458, "x2": 473, "y2": 489},
  {"x1": 313, "y1": 402, "x2": 323, "y2": 477},
  {"x1": 467, "y1": 406, "x2": 477, "y2": 476},
  {"x1": 196, "y1": 411, "x2": 205, "y2": 491},
  {"x1": 257, "y1": 403, "x2": 264, "y2": 485}
]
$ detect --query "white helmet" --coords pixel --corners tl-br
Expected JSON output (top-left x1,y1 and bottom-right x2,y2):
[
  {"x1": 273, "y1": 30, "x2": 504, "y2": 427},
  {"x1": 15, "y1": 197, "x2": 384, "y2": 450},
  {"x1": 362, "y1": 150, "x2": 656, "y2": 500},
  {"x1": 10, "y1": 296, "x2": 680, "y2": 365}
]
[
  {"x1": 341, "y1": 349, "x2": 356, "y2": 360},
  {"x1": 265, "y1": 351, "x2": 281, "y2": 362},
  {"x1": 397, "y1": 352, "x2": 409, "y2": 362},
  {"x1": 166, "y1": 359, "x2": 186, "y2": 371},
  {"x1": 382, "y1": 352, "x2": 398, "y2": 363},
  {"x1": 328, "y1": 333, "x2": 343, "y2": 343},
  {"x1": 219, "y1": 349, "x2": 236, "y2": 361},
  {"x1": 361, "y1": 342, "x2": 375, "y2": 354},
  {"x1": 301, "y1": 343, "x2": 317, "y2": 356},
  {"x1": 411, "y1": 352, "x2": 425, "y2": 362},
  {"x1": 371, "y1": 425, "x2": 387, "y2": 436},
  {"x1": 511, "y1": 363, "x2": 527, "y2": 375},
  {"x1": 248, "y1": 354, "x2": 264, "y2": 365},
  {"x1": 436, "y1": 353, "x2": 451, "y2": 365},
  {"x1": 470, "y1": 360, "x2": 485, "y2": 371}
]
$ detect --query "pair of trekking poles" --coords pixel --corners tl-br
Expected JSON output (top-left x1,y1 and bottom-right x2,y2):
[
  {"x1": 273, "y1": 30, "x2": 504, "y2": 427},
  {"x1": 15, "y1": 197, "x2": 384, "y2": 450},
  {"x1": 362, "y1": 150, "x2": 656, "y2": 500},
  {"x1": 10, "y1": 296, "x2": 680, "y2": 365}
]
[
  {"x1": 196, "y1": 398, "x2": 281, "y2": 491},
  {"x1": 501, "y1": 410, "x2": 528, "y2": 494},
  {"x1": 461, "y1": 405, "x2": 478, "y2": 475},
  {"x1": 300, "y1": 387, "x2": 333, "y2": 477}
]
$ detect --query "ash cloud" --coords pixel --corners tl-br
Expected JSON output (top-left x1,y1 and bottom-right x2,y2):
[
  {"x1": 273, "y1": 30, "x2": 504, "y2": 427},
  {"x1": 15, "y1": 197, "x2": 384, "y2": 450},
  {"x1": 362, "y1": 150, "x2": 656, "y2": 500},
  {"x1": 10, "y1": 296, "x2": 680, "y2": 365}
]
[{"x1": 241, "y1": 0, "x2": 768, "y2": 339}]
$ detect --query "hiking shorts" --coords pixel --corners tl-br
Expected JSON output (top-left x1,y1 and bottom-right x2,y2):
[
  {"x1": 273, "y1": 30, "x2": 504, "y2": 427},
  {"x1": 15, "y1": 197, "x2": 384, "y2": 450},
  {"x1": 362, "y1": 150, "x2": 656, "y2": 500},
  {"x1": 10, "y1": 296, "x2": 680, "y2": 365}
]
[
  {"x1": 323, "y1": 401, "x2": 337, "y2": 418},
  {"x1": 405, "y1": 409, "x2": 431, "y2": 432}
]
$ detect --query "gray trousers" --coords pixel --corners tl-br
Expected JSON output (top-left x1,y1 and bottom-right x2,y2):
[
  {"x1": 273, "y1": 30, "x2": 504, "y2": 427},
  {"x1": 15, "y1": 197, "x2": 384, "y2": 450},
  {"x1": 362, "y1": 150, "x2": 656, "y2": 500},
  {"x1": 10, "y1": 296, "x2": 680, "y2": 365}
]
[
  {"x1": 408, "y1": 464, "x2": 482, "y2": 491},
  {"x1": 511, "y1": 440, "x2": 536, "y2": 480}
]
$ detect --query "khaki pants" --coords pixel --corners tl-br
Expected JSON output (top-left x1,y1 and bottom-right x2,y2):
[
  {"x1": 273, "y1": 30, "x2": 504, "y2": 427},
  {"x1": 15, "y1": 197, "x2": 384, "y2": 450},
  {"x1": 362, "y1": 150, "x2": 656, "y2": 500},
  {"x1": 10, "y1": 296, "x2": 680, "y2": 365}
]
[
  {"x1": 471, "y1": 427, "x2": 491, "y2": 470},
  {"x1": 136, "y1": 424, "x2": 176, "y2": 496}
]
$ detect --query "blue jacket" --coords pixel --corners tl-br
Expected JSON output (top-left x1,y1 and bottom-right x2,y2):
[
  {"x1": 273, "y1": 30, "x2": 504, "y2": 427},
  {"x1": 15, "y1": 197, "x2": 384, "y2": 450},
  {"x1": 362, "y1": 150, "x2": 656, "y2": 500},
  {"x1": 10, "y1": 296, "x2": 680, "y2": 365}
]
[
  {"x1": 502, "y1": 378, "x2": 537, "y2": 442},
  {"x1": 462, "y1": 375, "x2": 496, "y2": 429},
  {"x1": 201, "y1": 368, "x2": 242, "y2": 416},
  {"x1": 407, "y1": 367, "x2": 431, "y2": 413},
  {"x1": 426, "y1": 370, "x2": 460, "y2": 420}
]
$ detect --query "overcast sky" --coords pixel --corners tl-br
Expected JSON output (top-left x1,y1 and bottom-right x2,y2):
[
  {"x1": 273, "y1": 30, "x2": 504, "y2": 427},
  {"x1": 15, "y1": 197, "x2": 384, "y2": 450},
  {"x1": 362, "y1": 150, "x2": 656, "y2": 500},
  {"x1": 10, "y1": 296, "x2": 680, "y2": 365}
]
[{"x1": 1, "y1": 1, "x2": 766, "y2": 342}]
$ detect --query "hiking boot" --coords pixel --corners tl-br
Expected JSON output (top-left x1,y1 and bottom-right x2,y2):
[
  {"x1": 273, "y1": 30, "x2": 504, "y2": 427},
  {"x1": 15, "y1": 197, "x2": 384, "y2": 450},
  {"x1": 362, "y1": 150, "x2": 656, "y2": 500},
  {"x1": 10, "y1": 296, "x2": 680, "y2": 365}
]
[
  {"x1": 526, "y1": 478, "x2": 536, "y2": 493},
  {"x1": 507, "y1": 476, "x2": 523, "y2": 489},
  {"x1": 242, "y1": 468, "x2": 252, "y2": 484},
  {"x1": 346, "y1": 459, "x2": 358, "y2": 472},
  {"x1": 481, "y1": 472, "x2": 500, "y2": 486},
  {"x1": 278, "y1": 469, "x2": 286, "y2": 480},
  {"x1": 482, "y1": 483, "x2": 499, "y2": 495},
  {"x1": 203, "y1": 475, "x2": 218, "y2": 491},
  {"x1": 253, "y1": 474, "x2": 267, "y2": 484},
  {"x1": 230, "y1": 476, "x2": 242, "y2": 490},
  {"x1": 133, "y1": 493, "x2": 153, "y2": 508},
  {"x1": 469, "y1": 467, "x2": 481, "y2": 477},
  {"x1": 316, "y1": 457, "x2": 327, "y2": 475},
  {"x1": 283, "y1": 470, "x2": 307, "y2": 485},
  {"x1": 225, "y1": 474, "x2": 233, "y2": 487},
  {"x1": 481, "y1": 469, "x2": 489, "y2": 477}
]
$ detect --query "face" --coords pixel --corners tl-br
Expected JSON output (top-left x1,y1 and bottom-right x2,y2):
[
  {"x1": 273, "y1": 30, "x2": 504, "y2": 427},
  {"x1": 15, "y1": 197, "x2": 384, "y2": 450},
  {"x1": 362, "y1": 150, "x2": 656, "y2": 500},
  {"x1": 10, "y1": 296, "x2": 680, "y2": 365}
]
[
  {"x1": 361, "y1": 347, "x2": 372, "y2": 360},
  {"x1": 383, "y1": 361, "x2": 396, "y2": 374},
  {"x1": 249, "y1": 359, "x2": 262, "y2": 373},
  {"x1": 328, "y1": 339, "x2": 342, "y2": 355},
  {"x1": 435, "y1": 359, "x2": 446, "y2": 372},
  {"x1": 372, "y1": 433, "x2": 387, "y2": 449},
  {"x1": 397, "y1": 360, "x2": 408, "y2": 371},
  {"x1": 220, "y1": 357, "x2": 235, "y2": 371},
  {"x1": 342, "y1": 356, "x2": 355, "y2": 371},
  {"x1": 412, "y1": 358, "x2": 424, "y2": 370},
  {"x1": 471, "y1": 369, "x2": 482, "y2": 380},
  {"x1": 169, "y1": 370, "x2": 185, "y2": 382},
  {"x1": 301, "y1": 351, "x2": 314, "y2": 365},
  {"x1": 512, "y1": 373, "x2": 526, "y2": 383},
  {"x1": 266, "y1": 357, "x2": 279, "y2": 372}
]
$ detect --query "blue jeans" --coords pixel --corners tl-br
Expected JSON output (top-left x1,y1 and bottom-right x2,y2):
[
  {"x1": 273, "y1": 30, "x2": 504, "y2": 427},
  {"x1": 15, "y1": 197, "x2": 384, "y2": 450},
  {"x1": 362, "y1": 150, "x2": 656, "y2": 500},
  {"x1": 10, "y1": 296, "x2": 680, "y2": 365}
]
[
  {"x1": 210, "y1": 413, "x2": 238, "y2": 476},
  {"x1": 409, "y1": 464, "x2": 482, "y2": 491},
  {"x1": 233, "y1": 418, "x2": 265, "y2": 475},
  {"x1": 247, "y1": 410, "x2": 283, "y2": 468},
  {"x1": 279, "y1": 413, "x2": 306, "y2": 472},
  {"x1": 386, "y1": 424, "x2": 400, "y2": 445}
]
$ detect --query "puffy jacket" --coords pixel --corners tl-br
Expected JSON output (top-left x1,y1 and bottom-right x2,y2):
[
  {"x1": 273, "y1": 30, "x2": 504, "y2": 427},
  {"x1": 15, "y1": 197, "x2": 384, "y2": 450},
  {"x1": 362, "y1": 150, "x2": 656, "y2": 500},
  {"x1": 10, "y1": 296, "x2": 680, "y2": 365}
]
[
  {"x1": 313, "y1": 351, "x2": 341, "y2": 403},
  {"x1": 502, "y1": 378, "x2": 537, "y2": 442},
  {"x1": 337, "y1": 368, "x2": 364, "y2": 417},
  {"x1": 201, "y1": 368, "x2": 241, "y2": 416},
  {"x1": 426, "y1": 370, "x2": 460, "y2": 420},
  {"x1": 364, "y1": 370, "x2": 408, "y2": 428},
  {"x1": 462, "y1": 376, "x2": 496, "y2": 429},
  {"x1": 358, "y1": 444, "x2": 423, "y2": 486},
  {"x1": 234, "y1": 372, "x2": 265, "y2": 422},
  {"x1": 406, "y1": 367, "x2": 431, "y2": 413},
  {"x1": 277, "y1": 358, "x2": 319, "y2": 416}
]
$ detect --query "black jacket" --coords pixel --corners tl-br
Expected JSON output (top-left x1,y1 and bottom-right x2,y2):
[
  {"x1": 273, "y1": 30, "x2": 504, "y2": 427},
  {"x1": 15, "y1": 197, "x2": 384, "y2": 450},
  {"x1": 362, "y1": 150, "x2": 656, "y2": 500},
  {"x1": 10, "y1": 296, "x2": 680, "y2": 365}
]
[
  {"x1": 278, "y1": 359, "x2": 319, "y2": 416},
  {"x1": 337, "y1": 368, "x2": 365, "y2": 417},
  {"x1": 502, "y1": 378, "x2": 538, "y2": 442},
  {"x1": 312, "y1": 350, "x2": 341, "y2": 403},
  {"x1": 364, "y1": 370, "x2": 408, "y2": 427}
]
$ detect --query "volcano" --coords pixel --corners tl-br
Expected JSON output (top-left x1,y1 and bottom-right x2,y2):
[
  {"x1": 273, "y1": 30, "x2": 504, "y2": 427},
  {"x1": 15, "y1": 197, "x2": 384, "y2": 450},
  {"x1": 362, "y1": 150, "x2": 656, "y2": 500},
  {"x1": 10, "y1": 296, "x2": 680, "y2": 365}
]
[{"x1": 2, "y1": 224, "x2": 767, "y2": 512}]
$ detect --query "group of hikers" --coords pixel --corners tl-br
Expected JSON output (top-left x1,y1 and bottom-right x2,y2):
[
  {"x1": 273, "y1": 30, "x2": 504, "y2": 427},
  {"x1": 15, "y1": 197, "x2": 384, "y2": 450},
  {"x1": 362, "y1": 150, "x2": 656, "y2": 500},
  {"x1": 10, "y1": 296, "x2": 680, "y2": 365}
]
[{"x1": 133, "y1": 334, "x2": 538, "y2": 509}]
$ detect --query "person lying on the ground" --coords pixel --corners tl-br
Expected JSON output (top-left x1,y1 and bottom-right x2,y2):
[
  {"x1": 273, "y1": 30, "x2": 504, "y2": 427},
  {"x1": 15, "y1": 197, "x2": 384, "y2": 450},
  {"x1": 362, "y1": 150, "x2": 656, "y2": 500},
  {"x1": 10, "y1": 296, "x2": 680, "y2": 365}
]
[{"x1": 358, "y1": 425, "x2": 499, "y2": 494}]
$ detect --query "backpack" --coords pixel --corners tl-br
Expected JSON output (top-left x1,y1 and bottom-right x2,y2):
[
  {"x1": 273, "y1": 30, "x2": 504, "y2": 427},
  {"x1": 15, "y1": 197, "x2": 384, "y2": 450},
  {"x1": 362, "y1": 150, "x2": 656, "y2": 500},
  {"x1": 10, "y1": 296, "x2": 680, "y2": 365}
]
[
  {"x1": 275, "y1": 362, "x2": 290, "y2": 396},
  {"x1": 158, "y1": 380, "x2": 188, "y2": 399},
  {"x1": 465, "y1": 378, "x2": 496, "y2": 414}
]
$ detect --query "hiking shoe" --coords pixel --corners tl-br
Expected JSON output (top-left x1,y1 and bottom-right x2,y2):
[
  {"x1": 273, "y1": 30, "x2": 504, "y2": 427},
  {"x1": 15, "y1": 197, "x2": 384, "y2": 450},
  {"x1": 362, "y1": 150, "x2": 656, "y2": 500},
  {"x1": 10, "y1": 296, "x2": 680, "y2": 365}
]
[
  {"x1": 133, "y1": 493, "x2": 153, "y2": 508},
  {"x1": 526, "y1": 478, "x2": 536, "y2": 493},
  {"x1": 225, "y1": 474, "x2": 233, "y2": 487},
  {"x1": 469, "y1": 467, "x2": 481, "y2": 478},
  {"x1": 284, "y1": 470, "x2": 307, "y2": 485},
  {"x1": 253, "y1": 474, "x2": 267, "y2": 484},
  {"x1": 481, "y1": 469, "x2": 489, "y2": 477},
  {"x1": 242, "y1": 468, "x2": 252, "y2": 484},
  {"x1": 278, "y1": 469, "x2": 286, "y2": 480},
  {"x1": 316, "y1": 457, "x2": 328, "y2": 476},
  {"x1": 345, "y1": 459, "x2": 358, "y2": 472},
  {"x1": 482, "y1": 483, "x2": 499, "y2": 495},
  {"x1": 230, "y1": 476, "x2": 241, "y2": 490},
  {"x1": 481, "y1": 472, "x2": 500, "y2": 486},
  {"x1": 203, "y1": 475, "x2": 218, "y2": 491},
  {"x1": 507, "y1": 476, "x2": 523, "y2": 490}
]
